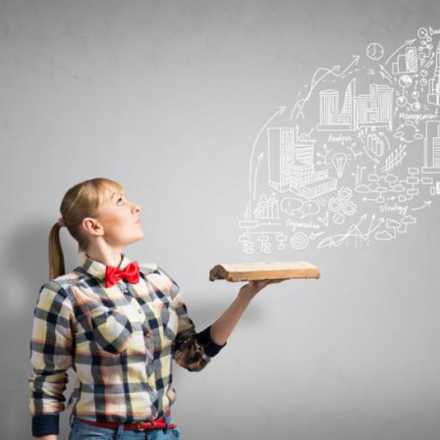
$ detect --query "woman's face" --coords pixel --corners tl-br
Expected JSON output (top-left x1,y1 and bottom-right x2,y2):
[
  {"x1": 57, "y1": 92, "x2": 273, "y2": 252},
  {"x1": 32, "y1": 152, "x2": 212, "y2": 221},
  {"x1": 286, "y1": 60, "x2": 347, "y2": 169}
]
[{"x1": 89, "y1": 186, "x2": 144, "y2": 247}]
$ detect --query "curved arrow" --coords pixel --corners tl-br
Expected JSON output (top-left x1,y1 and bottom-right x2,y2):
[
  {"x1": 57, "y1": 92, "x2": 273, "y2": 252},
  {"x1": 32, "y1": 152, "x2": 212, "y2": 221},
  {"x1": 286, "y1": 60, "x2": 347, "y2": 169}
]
[{"x1": 385, "y1": 39, "x2": 417, "y2": 65}]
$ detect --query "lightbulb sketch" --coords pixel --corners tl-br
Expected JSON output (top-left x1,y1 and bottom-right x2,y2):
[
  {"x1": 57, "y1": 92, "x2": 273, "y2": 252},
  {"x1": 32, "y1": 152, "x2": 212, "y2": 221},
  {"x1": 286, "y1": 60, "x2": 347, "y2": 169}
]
[
  {"x1": 238, "y1": 26, "x2": 440, "y2": 253},
  {"x1": 331, "y1": 152, "x2": 348, "y2": 178}
]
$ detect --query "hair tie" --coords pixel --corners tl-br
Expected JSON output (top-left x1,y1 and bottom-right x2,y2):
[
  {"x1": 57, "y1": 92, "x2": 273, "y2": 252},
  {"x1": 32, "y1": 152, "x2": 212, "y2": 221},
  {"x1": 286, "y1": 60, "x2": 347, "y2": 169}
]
[{"x1": 57, "y1": 217, "x2": 65, "y2": 227}]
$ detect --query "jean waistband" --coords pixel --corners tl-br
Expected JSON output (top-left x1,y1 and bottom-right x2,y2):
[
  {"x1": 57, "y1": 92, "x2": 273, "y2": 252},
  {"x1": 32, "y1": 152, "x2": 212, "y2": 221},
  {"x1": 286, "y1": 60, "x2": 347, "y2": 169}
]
[{"x1": 69, "y1": 412, "x2": 175, "y2": 429}]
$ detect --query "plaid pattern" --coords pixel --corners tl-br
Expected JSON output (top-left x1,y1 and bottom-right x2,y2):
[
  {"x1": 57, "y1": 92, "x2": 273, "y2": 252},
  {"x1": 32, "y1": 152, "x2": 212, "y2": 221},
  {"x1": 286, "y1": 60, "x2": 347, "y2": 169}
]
[{"x1": 28, "y1": 254, "x2": 226, "y2": 437}]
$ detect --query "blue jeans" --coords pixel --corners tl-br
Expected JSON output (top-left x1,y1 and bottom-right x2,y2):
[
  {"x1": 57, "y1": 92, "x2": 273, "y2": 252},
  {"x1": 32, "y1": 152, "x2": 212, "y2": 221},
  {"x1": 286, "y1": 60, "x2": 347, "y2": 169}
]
[{"x1": 69, "y1": 415, "x2": 181, "y2": 440}]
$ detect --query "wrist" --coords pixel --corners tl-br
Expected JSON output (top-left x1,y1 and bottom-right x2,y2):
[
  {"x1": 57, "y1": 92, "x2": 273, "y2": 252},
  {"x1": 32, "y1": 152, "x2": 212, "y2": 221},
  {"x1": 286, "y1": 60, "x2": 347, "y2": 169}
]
[{"x1": 238, "y1": 286, "x2": 256, "y2": 302}]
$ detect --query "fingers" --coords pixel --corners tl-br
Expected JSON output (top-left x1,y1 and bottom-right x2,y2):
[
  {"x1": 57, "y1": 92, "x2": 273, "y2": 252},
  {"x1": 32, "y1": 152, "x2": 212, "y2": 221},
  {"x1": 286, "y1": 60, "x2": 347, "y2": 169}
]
[
  {"x1": 260, "y1": 278, "x2": 285, "y2": 288},
  {"x1": 258, "y1": 279, "x2": 277, "y2": 289},
  {"x1": 245, "y1": 278, "x2": 285, "y2": 292},
  {"x1": 260, "y1": 278, "x2": 283, "y2": 284}
]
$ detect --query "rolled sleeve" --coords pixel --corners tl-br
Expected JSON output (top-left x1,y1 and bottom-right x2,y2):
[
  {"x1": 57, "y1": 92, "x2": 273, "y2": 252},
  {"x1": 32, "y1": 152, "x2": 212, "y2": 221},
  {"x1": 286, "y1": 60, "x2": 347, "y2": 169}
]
[
  {"x1": 28, "y1": 281, "x2": 74, "y2": 437},
  {"x1": 157, "y1": 266, "x2": 227, "y2": 372},
  {"x1": 195, "y1": 324, "x2": 227, "y2": 357}
]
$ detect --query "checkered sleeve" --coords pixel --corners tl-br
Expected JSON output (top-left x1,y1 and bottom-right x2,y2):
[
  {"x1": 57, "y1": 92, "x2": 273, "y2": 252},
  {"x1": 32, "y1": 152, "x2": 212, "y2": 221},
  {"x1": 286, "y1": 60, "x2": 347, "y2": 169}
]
[
  {"x1": 157, "y1": 267, "x2": 227, "y2": 372},
  {"x1": 28, "y1": 281, "x2": 74, "y2": 437}
]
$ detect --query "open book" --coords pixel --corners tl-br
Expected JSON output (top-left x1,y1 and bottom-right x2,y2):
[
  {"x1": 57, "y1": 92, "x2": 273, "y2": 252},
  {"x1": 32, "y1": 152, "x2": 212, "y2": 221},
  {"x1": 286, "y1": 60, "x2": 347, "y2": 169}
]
[{"x1": 209, "y1": 262, "x2": 320, "y2": 282}]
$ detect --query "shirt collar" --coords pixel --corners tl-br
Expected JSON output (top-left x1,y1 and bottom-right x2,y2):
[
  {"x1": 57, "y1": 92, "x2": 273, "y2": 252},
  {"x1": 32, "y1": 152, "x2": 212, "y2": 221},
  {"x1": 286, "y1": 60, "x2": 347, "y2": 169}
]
[{"x1": 80, "y1": 253, "x2": 133, "y2": 283}]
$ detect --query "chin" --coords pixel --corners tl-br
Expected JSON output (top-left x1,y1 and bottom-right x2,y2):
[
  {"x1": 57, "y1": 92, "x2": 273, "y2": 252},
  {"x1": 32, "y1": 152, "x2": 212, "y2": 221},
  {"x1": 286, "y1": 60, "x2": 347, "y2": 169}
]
[
  {"x1": 135, "y1": 231, "x2": 145, "y2": 241},
  {"x1": 121, "y1": 228, "x2": 144, "y2": 245},
  {"x1": 125, "y1": 236, "x2": 144, "y2": 247}
]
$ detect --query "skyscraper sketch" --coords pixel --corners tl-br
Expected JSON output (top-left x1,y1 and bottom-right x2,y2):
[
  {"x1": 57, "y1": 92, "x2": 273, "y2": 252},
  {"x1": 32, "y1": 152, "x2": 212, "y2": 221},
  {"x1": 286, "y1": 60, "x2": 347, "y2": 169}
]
[
  {"x1": 428, "y1": 41, "x2": 440, "y2": 106},
  {"x1": 354, "y1": 83, "x2": 394, "y2": 131},
  {"x1": 267, "y1": 126, "x2": 297, "y2": 193},
  {"x1": 318, "y1": 79, "x2": 355, "y2": 130},
  {"x1": 267, "y1": 126, "x2": 337, "y2": 199},
  {"x1": 423, "y1": 120, "x2": 440, "y2": 173},
  {"x1": 317, "y1": 79, "x2": 393, "y2": 131}
]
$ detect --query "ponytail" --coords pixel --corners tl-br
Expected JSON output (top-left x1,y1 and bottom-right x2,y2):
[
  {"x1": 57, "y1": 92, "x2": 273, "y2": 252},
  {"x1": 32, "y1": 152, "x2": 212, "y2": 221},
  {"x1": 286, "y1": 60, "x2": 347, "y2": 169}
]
[{"x1": 48, "y1": 221, "x2": 66, "y2": 279}]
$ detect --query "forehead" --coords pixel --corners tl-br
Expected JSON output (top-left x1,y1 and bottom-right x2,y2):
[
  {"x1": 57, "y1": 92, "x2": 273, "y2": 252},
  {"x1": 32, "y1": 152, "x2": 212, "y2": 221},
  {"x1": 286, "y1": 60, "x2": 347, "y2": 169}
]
[{"x1": 101, "y1": 185, "x2": 124, "y2": 203}]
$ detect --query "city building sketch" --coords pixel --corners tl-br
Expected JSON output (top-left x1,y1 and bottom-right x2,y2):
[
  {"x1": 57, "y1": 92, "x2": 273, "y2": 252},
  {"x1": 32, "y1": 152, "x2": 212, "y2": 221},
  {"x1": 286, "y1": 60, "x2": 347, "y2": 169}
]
[{"x1": 238, "y1": 27, "x2": 440, "y2": 253}]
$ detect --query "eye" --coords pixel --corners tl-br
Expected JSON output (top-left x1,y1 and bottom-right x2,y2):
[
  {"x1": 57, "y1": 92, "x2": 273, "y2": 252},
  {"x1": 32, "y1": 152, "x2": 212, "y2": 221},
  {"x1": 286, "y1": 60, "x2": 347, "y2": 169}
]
[{"x1": 117, "y1": 196, "x2": 124, "y2": 205}]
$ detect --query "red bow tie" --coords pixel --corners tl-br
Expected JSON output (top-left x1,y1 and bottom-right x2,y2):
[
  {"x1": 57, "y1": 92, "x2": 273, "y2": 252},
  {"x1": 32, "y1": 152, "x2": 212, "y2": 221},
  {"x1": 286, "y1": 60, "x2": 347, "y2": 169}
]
[{"x1": 104, "y1": 261, "x2": 140, "y2": 288}]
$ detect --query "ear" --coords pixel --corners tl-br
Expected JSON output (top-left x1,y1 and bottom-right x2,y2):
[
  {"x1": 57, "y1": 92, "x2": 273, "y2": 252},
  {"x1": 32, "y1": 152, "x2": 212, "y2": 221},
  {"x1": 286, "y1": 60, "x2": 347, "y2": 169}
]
[{"x1": 81, "y1": 217, "x2": 104, "y2": 236}]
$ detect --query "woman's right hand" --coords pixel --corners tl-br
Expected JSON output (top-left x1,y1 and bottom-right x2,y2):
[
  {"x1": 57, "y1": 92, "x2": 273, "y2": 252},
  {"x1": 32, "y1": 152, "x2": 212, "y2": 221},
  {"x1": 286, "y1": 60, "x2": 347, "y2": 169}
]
[{"x1": 34, "y1": 435, "x2": 57, "y2": 440}]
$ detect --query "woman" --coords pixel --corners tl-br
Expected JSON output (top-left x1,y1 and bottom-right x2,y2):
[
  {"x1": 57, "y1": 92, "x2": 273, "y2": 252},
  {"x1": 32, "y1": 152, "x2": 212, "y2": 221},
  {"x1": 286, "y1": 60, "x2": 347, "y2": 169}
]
[{"x1": 28, "y1": 177, "x2": 284, "y2": 439}]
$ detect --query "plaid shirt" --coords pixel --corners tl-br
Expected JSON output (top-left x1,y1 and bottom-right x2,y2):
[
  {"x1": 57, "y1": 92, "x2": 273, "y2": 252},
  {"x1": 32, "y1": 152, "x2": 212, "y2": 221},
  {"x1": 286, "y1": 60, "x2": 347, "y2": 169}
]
[{"x1": 28, "y1": 254, "x2": 226, "y2": 437}]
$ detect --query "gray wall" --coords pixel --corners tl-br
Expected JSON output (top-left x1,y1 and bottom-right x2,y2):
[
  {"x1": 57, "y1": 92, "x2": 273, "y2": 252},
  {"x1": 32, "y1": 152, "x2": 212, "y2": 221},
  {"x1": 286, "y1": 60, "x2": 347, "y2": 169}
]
[{"x1": 1, "y1": 0, "x2": 439, "y2": 438}]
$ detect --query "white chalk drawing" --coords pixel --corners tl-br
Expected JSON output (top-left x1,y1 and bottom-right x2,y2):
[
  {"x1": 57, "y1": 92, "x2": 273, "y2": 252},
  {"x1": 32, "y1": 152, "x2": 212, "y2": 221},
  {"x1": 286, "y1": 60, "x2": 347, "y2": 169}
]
[{"x1": 238, "y1": 26, "x2": 440, "y2": 253}]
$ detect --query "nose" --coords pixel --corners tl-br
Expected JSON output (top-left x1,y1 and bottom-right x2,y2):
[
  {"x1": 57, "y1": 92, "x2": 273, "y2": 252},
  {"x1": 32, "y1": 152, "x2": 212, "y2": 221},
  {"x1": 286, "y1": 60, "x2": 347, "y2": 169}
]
[{"x1": 132, "y1": 202, "x2": 141, "y2": 214}]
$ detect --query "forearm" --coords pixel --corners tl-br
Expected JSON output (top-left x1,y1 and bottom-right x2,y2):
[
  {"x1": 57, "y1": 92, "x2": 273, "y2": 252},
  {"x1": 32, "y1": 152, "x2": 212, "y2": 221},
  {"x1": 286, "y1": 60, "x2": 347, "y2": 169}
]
[{"x1": 209, "y1": 288, "x2": 255, "y2": 346}]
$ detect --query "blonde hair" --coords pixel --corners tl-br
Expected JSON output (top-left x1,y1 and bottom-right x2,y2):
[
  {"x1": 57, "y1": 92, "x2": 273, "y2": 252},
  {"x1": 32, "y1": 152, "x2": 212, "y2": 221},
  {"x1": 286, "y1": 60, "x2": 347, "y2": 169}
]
[{"x1": 48, "y1": 177, "x2": 124, "y2": 279}]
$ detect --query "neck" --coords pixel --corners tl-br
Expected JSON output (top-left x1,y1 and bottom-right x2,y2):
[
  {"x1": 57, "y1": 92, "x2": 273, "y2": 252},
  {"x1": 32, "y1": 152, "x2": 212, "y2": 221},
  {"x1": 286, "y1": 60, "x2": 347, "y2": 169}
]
[{"x1": 85, "y1": 242, "x2": 125, "y2": 267}]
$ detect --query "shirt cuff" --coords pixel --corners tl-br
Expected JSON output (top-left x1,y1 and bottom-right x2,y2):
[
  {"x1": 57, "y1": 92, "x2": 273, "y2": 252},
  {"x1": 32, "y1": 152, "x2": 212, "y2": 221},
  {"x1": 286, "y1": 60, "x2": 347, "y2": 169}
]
[
  {"x1": 196, "y1": 325, "x2": 227, "y2": 357},
  {"x1": 32, "y1": 414, "x2": 59, "y2": 437}
]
